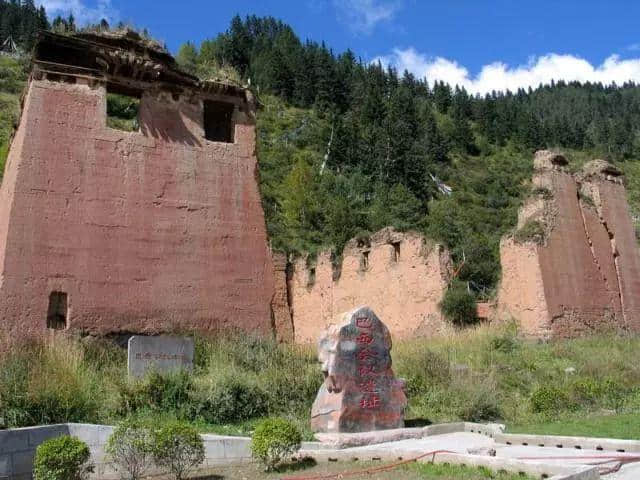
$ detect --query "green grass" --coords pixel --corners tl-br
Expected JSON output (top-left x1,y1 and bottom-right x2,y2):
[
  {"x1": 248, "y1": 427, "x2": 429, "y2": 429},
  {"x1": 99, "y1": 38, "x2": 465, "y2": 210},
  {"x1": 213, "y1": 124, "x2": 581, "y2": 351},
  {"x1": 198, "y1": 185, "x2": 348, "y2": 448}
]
[
  {"x1": 204, "y1": 460, "x2": 534, "y2": 480},
  {"x1": 509, "y1": 412, "x2": 640, "y2": 439}
]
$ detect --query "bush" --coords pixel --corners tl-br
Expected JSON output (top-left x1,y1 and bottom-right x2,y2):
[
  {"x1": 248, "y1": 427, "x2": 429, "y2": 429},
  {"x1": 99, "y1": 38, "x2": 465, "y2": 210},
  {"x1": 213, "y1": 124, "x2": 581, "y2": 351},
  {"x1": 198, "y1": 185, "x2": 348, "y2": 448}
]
[
  {"x1": 116, "y1": 371, "x2": 194, "y2": 418},
  {"x1": 33, "y1": 435, "x2": 93, "y2": 480},
  {"x1": 439, "y1": 282, "x2": 477, "y2": 326},
  {"x1": 530, "y1": 385, "x2": 570, "y2": 414},
  {"x1": 460, "y1": 394, "x2": 502, "y2": 422},
  {"x1": 514, "y1": 220, "x2": 545, "y2": 245},
  {"x1": 151, "y1": 422, "x2": 204, "y2": 480},
  {"x1": 106, "y1": 418, "x2": 154, "y2": 480},
  {"x1": 193, "y1": 372, "x2": 270, "y2": 424},
  {"x1": 251, "y1": 417, "x2": 302, "y2": 471}
]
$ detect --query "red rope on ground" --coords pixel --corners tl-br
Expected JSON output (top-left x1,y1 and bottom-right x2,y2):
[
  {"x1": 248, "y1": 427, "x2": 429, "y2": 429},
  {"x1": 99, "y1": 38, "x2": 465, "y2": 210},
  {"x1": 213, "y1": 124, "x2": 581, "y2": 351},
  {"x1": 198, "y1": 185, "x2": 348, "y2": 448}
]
[{"x1": 281, "y1": 450, "x2": 457, "y2": 480}]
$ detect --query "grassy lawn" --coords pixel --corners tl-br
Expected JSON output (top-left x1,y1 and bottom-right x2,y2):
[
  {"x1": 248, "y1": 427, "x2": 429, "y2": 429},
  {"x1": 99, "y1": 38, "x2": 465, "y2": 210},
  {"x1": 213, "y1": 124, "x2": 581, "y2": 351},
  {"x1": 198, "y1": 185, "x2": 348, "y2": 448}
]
[
  {"x1": 190, "y1": 461, "x2": 534, "y2": 480},
  {"x1": 509, "y1": 412, "x2": 640, "y2": 440}
]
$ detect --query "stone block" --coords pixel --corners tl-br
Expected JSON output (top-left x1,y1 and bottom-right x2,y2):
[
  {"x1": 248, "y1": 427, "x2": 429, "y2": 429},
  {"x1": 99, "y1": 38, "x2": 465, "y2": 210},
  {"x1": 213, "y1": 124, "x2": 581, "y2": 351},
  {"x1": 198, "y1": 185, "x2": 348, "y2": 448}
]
[
  {"x1": 11, "y1": 451, "x2": 35, "y2": 475},
  {"x1": 27, "y1": 424, "x2": 69, "y2": 448},
  {"x1": 127, "y1": 336, "x2": 194, "y2": 378},
  {"x1": 0, "y1": 454, "x2": 11, "y2": 476},
  {"x1": 311, "y1": 306, "x2": 407, "y2": 433},
  {"x1": 222, "y1": 438, "x2": 251, "y2": 460},
  {"x1": 0, "y1": 430, "x2": 29, "y2": 453}
]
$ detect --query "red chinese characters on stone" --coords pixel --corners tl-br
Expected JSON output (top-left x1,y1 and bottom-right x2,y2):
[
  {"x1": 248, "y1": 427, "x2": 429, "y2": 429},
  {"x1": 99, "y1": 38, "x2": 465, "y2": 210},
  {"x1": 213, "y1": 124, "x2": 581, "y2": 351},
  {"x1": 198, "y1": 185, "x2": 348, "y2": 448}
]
[
  {"x1": 310, "y1": 307, "x2": 407, "y2": 432},
  {"x1": 357, "y1": 347, "x2": 377, "y2": 363},
  {"x1": 358, "y1": 365, "x2": 378, "y2": 377},
  {"x1": 359, "y1": 394, "x2": 381, "y2": 409},
  {"x1": 355, "y1": 316, "x2": 373, "y2": 329},
  {"x1": 356, "y1": 332, "x2": 374, "y2": 345},
  {"x1": 358, "y1": 379, "x2": 379, "y2": 393}
]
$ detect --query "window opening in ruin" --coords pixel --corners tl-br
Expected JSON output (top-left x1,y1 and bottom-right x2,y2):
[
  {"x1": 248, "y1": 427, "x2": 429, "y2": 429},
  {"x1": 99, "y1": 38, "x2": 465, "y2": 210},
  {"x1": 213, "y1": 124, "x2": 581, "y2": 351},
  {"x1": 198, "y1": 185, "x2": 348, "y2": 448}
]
[
  {"x1": 203, "y1": 100, "x2": 235, "y2": 143},
  {"x1": 392, "y1": 242, "x2": 401, "y2": 262},
  {"x1": 47, "y1": 292, "x2": 68, "y2": 330},
  {"x1": 361, "y1": 251, "x2": 370, "y2": 270},
  {"x1": 106, "y1": 84, "x2": 141, "y2": 132}
]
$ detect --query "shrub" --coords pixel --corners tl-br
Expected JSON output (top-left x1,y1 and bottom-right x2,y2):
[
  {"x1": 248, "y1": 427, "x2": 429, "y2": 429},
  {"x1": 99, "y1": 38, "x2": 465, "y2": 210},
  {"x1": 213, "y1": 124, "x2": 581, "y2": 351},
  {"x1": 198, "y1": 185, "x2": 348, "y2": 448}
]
[
  {"x1": 33, "y1": 435, "x2": 93, "y2": 480},
  {"x1": 514, "y1": 220, "x2": 545, "y2": 245},
  {"x1": 439, "y1": 282, "x2": 478, "y2": 326},
  {"x1": 151, "y1": 422, "x2": 204, "y2": 480},
  {"x1": 251, "y1": 417, "x2": 302, "y2": 471},
  {"x1": 460, "y1": 394, "x2": 502, "y2": 422},
  {"x1": 530, "y1": 385, "x2": 569, "y2": 414},
  {"x1": 116, "y1": 371, "x2": 194, "y2": 418},
  {"x1": 193, "y1": 372, "x2": 270, "y2": 424},
  {"x1": 106, "y1": 418, "x2": 154, "y2": 480}
]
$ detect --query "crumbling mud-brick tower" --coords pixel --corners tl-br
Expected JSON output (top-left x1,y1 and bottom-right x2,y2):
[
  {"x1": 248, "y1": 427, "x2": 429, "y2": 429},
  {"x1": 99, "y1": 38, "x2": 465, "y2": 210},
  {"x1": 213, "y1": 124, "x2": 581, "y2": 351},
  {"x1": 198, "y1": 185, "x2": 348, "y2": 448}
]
[
  {"x1": 497, "y1": 150, "x2": 640, "y2": 338},
  {"x1": 0, "y1": 31, "x2": 291, "y2": 339}
]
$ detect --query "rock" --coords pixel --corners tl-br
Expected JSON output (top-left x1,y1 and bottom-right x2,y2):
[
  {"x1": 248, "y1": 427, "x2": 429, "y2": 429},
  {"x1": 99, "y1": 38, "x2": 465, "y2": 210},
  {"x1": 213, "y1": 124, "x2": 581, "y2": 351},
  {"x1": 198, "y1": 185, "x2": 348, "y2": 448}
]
[
  {"x1": 310, "y1": 306, "x2": 407, "y2": 433},
  {"x1": 127, "y1": 335, "x2": 194, "y2": 378}
]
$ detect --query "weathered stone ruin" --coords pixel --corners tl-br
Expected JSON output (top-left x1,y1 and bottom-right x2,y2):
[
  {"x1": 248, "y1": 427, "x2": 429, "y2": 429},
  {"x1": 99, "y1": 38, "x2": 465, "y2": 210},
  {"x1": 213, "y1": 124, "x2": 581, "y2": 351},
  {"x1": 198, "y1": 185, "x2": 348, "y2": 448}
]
[
  {"x1": 0, "y1": 31, "x2": 287, "y2": 339},
  {"x1": 311, "y1": 306, "x2": 407, "y2": 433},
  {"x1": 497, "y1": 150, "x2": 640, "y2": 338},
  {"x1": 288, "y1": 227, "x2": 453, "y2": 342}
]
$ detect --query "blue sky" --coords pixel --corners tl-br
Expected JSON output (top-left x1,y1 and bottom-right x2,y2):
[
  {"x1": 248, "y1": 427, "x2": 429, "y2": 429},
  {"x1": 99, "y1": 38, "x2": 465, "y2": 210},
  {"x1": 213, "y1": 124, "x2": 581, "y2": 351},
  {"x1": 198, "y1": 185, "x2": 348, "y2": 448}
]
[{"x1": 38, "y1": 0, "x2": 640, "y2": 94}]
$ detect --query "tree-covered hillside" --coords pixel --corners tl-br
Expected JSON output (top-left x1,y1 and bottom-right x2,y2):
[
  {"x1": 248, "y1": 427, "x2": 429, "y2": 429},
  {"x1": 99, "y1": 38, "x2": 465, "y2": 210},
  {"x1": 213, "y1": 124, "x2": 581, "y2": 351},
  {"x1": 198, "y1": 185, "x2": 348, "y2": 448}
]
[
  {"x1": 178, "y1": 15, "x2": 640, "y2": 297},
  {"x1": 3, "y1": 14, "x2": 640, "y2": 298}
]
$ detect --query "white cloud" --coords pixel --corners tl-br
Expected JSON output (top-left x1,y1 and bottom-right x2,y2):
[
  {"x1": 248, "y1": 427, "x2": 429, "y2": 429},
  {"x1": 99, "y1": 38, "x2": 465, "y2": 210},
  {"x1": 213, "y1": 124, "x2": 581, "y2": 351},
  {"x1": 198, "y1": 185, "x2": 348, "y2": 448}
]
[
  {"x1": 375, "y1": 47, "x2": 640, "y2": 95},
  {"x1": 333, "y1": 0, "x2": 401, "y2": 34},
  {"x1": 38, "y1": 0, "x2": 118, "y2": 25}
]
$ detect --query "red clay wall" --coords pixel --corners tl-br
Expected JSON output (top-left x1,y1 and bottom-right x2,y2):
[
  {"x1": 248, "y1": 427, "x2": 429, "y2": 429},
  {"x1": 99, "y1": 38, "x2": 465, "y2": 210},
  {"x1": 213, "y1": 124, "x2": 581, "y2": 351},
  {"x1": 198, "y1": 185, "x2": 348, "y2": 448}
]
[
  {"x1": 288, "y1": 228, "x2": 452, "y2": 343},
  {"x1": 497, "y1": 152, "x2": 640, "y2": 338},
  {"x1": 0, "y1": 77, "x2": 279, "y2": 338}
]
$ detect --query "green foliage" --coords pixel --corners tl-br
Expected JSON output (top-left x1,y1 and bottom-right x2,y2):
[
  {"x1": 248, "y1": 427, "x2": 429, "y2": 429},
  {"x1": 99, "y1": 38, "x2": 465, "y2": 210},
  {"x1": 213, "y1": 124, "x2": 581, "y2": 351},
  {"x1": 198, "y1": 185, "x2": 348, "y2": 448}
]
[
  {"x1": 530, "y1": 386, "x2": 571, "y2": 414},
  {"x1": 33, "y1": 435, "x2": 93, "y2": 480},
  {"x1": 459, "y1": 394, "x2": 502, "y2": 422},
  {"x1": 0, "y1": 338, "x2": 107, "y2": 428},
  {"x1": 175, "y1": 41, "x2": 198, "y2": 74},
  {"x1": 191, "y1": 371, "x2": 269, "y2": 424},
  {"x1": 4, "y1": 332, "x2": 640, "y2": 444},
  {"x1": 0, "y1": 56, "x2": 27, "y2": 177},
  {"x1": 151, "y1": 422, "x2": 204, "y2": 480},
  {"x1": 106, "y1": 93, "x2": 140, "y2": 132},
  {"x1": 250, "y1": 417, "x2": 302, "y2": 471},
  {"x1": 106, "y1": 418, "x2": 154, "y2": 480},
  {"x1": 439, "y1": 282, "x2": 478, "y2": 326},
  {"x1": 514, "y1": 219, "x2": 546, "y2": 245}
]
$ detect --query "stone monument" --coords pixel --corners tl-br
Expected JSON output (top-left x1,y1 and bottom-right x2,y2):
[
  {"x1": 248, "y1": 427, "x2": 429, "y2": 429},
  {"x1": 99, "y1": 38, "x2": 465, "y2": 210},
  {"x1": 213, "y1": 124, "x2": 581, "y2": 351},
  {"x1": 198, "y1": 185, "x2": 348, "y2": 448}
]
[
  {"x1": 310, "y1": 306, "x2": 407, "y2": 433},
  {"x1": 128, "y1": 335, "x2": 194, "y2": 378}
]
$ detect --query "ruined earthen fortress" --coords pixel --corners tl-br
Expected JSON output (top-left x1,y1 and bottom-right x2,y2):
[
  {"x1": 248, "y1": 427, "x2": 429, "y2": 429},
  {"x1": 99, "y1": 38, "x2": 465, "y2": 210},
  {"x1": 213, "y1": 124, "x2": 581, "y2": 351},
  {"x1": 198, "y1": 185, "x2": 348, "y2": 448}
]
[
  {"x1": 497, "y1": 151, "x2": 640, "y2": 338},
  {"x1": 0, "y1": 32, "x2": 283, "y2": 338},
  {"x1": 2, "y1": 34, "x2": 640, "y2": 342}
]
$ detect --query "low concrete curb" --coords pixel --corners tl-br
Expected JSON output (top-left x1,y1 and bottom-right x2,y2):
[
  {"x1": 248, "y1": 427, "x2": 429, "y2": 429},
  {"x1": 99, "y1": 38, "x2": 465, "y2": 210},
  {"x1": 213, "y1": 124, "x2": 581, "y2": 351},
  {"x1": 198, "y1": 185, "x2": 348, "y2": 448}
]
[{"x1": 296, "y1": 448, "x2": 600, "y2": 480}]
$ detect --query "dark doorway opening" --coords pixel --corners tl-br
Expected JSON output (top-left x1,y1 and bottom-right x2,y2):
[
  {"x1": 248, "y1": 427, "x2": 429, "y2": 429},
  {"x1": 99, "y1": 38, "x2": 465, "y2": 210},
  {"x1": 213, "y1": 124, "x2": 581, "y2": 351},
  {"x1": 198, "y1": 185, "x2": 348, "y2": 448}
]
[
  {"x1": 47, "y1": 292, "x2": 68, "y2": 330},
  {"x1": 203, "y1": 100, "x2": 235, "y2": 143}
]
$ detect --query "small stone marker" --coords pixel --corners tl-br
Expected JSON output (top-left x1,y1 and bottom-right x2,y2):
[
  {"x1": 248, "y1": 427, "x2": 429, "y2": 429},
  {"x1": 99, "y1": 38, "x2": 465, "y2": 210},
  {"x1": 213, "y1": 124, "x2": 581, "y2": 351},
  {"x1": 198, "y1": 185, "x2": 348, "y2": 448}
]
[
  {"x1": 311, "y1": 306, "x2": 407, "y2": 433},
  {"x1": 127, "y1": 335, "x2": 194, "y2": 378}
]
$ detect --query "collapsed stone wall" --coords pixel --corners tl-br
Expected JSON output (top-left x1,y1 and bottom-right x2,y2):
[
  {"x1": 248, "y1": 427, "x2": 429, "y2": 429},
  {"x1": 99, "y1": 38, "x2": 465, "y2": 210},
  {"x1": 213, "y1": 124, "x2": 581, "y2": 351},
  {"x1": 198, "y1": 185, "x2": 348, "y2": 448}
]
[
  {"x1": 0, "y1": 32, "x2": 284, "y2": 339},
  {"x1": 288, "y1": 228, "x2": 452, "y2": 343},
  {"x1": 497, "y1": 151, "x2": 640, "y2": 338}
]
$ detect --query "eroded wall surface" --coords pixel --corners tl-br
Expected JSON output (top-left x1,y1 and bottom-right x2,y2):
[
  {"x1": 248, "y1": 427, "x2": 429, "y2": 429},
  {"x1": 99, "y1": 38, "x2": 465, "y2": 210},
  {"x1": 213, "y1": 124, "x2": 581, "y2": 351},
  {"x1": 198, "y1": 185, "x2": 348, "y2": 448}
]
[
  {"x1": 288, "y1": 228, "x2": 452, "y2": 343},
  {"x1": 497, "y1": 151, "x2": 640, "y2": 338},
  {"x1": 0, "y1": 78, "x2": 278, "y2": 338}
]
